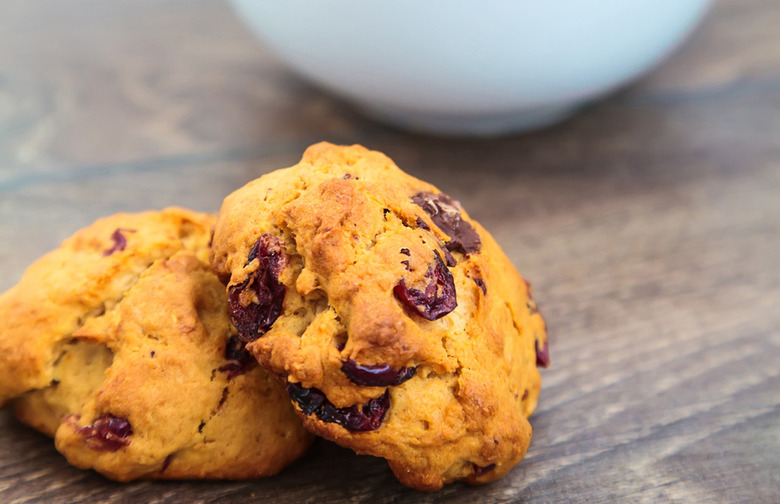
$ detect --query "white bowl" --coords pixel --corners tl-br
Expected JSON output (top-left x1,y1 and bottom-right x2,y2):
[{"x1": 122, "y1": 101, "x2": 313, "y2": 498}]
[{"x1": 229, "y1": 0, "x2": 711, "y2": 135}]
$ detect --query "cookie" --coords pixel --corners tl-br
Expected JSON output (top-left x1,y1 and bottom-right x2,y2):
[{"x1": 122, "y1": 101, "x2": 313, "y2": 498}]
[
  {"x1": 0, "y1": 208, "x2": 312, "y2": 481},
  {"x1": 211, "y1": 143, "x2": 549, "y2": 490}
]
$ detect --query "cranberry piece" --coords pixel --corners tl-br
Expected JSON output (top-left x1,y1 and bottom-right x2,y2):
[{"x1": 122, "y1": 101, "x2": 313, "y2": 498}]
[
  {"x1": 473, "y1": 463, "x2": 496, "y2": 477},
  {"x1": 286, "y1": 383, "x2": 390, "y2": 432},
  {"x1": 524, "y1": 279, "x2": 536, "y2": 300},
  {"x1": 161, "y1": 454, "x2": 174, "y2": 473},
  {"x1": 412, "y1": 192, "x2": 481, "y2": 255},
  {"x1": 440, "y1": 246, "x2": 457, "y2": 267},
  {"x1": 415, "y1": 216, "x2": 430, "y2": 230},
  {"x1": 78, "y1": 414, "x2": 133, "y2": 451},
  {"x1": 228, "y1": 233, "x2": 287, "y2": 341},
  {"x1": 286, "y1": 383, "x2": 325, "y2": 415},
  {"x1": 102, "y1": 228, "x2": 135, "y2": 256},
  {"x1": 341, "y1": 359, "x2": 416, "y2": 387},
  {"x1": 218, "y1": 387, "x2": 229, "y2": 409},
  {"x1": 393, "y1": 251, "x2": 457, "y2": 320},
  {"x1": 218, "y1": 335, "x2": 257, "y2": 379},
  {"x1": 535, "y1": 339, "x2": 550, "y2": 368},
  {"x1": 473, "y1": 277, "x2": 487, "y2": 294}
]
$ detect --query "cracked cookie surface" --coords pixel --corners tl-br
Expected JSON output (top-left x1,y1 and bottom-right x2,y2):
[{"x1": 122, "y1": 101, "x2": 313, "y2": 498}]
[
  {"x1": 211, "y1": 143, "x2": 549, "y2": 491},
  {"x1": 0, "y1": 208, "x2": 312, "y2": 481}
]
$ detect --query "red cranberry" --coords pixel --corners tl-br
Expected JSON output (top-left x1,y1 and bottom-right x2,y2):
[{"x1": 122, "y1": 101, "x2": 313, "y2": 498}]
[
  {"x1": 218, "y1": 387, "x2": 229, "y2": 409},
  {"x1": 341, "y1": 359, "x2": 416, "y2": 387},
  {"x1": 102, "y1": 228, "x2": 136, "y2": 256},
  {"x1": 440, "y1": 246, "x2": 457, "y2": 267},
  {"x1": 473, "y1": 463, "x2": 496, "y2": 477},
  {"x1": 77, "y1": 414, "x2": 133, "y2": 451},
  {"x1": 218, "y1": 335, "x2": 257, "y2": 379},
  {"x1": 228, "y1": 234, "x2": 287, "y2": 341},
  {"x1": 412, "y1": 192, "x2": 481, "y2": 255},
  {"x1": 415, "y1": 217, "x2": 430, "y2": 230},
  {"x1": 535, "y1": 339, "x2": 550, "y2": 368},
  {"x1": 286, "y1": 383, "x2": 390, "y2": 432},
  {"x1": 393, "y1": 251, "x2": 457, "y2": 321},
  {"x1": 161, "y1": 454, "x2": 173, "y2": 472}
]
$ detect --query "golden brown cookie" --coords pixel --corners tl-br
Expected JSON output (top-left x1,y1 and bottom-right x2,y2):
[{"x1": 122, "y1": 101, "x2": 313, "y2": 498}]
[
  {"x1": 0, "y1": 208, "x2": 312, "y2": 481},
  {"x1": 211, "y1": 143, "x2": 549, "y2": 491}
]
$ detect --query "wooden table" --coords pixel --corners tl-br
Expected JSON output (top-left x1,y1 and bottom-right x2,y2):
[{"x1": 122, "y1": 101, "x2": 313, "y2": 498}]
[{"x1": 1, "y1": 1, "x2": 778, "y2": 502}]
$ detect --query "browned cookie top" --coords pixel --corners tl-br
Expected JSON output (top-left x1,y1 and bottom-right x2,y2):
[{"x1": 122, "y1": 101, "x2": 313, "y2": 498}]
[{"x1": 211, "y1": 143, "x2": 549, "y2": 491}]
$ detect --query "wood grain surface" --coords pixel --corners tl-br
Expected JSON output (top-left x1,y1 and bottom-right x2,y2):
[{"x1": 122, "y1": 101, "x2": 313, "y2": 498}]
[{"x1": 1, "y1": 0, "x2": 778, "y2": 502}]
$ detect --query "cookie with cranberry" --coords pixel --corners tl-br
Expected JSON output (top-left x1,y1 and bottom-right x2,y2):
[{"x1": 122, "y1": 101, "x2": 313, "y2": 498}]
[
  {"x1": 0, "y1": 208, "x2": 312, "y2": 480},
  {"x1": 211, "y1": 143, "x2": 549, "y2": 491}
]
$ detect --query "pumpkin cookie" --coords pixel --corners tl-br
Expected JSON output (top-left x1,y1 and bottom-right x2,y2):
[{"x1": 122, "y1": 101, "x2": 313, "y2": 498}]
[
  {"x1": 211, "y1": 143, "x2": 549, "y2": 491},
  {"x1": 0, "y1": 208, "x2": 312, "y2": 481}
]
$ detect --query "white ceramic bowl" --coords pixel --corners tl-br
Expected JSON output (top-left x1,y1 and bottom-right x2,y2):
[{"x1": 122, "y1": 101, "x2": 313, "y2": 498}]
[{"x1": 229, "y1": 0, "x2": 711, "y2": 135}]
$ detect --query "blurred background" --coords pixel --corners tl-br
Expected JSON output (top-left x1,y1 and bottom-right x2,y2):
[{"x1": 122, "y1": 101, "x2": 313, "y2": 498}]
[{"x1": 0, "y1": 1, "x2": 778, "y2": 503}]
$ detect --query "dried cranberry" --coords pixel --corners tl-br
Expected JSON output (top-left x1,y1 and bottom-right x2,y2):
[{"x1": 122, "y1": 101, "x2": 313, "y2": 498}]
[
  {"x1": 78, "y1": 414, "x2": 133, "y2": 451},
  {"x1": 286, "y1": 383, "x2": 390, "y2": 432},
  {"x1": 286, "y1": 383, "x2": 324, "y2": 415},
  {"x1": 103, "y1": 228, "x2": 135, "y2": 256},
  {"x1": 473, "y1": 463, "x2": 496, "y2": 477},
  {"x1": 473, "y1": 277, "x2": 487, "y2": 294},
  {"x1": 161, "y1": 454, "x2": 173, "y2": 473},
  {"x1": 440, "y1": 246, "x2": 457, "y2": 267},
  {"x1": 228, "y1": 233, "x2": 287, "y2": 341},
  {"x1": 535, "y1": 339, "x2": 550, "y2": 368},
  {"x1": 218, "y1": 387, "x2": 229, "y2": 409},
  {"x1": 393, "y1": 251, "x2": 457, "y2": 321},
  {"x1": 341, "y1": 359, "x2": 416, "y2": 387},
  {"x1": 523, "y1": 278, "x2": 534, "y2": 299},
  {"x1": 412, "y1": 192, "x2": 481, "y2": 255},
  {"x1": 218, "y1": 334, "x2": 257, "y2": 379},
  {"x1": 524, "y1": 279, "x2": 535, "y2": 300}
]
